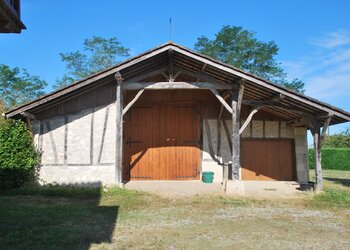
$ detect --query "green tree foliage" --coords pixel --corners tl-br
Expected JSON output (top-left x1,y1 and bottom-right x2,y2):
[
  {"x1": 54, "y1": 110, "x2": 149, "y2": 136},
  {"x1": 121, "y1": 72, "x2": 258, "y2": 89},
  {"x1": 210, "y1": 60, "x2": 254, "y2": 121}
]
[
  {"x1": 194, "y1": 26, "x2": 305, "y2": 93},
  {"x1": 0, "y1": 64, "x2": 47, "y2": 108},
  {"x1": 0, "y1": 115, "x2": 40, "y2": 189},
  {"x1": 323, "y1": 128, "x2": 350, "y2": 148},
  {"x1": 275, "y1": 78, "x2": 305, "y2": 93},
  {"x1": 55, "y1": 36, "x2": 130, "y2": 89}
]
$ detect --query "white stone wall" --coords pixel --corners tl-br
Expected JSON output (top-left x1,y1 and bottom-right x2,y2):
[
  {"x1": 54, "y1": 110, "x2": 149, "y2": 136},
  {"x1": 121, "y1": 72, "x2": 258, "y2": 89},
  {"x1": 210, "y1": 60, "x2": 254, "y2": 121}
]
[
  {"x1": 39, "y1": 165, "x2": 115, "y2": 186},
  {"x1": 32, "y1": 103, "x2": 116, "y2": 186},
  {"x1": 294, "y1": 127, "x2": 309, "y2": 183},
  {"x1": 202, "y1": 120, "x2": 225, "y2": 182}
]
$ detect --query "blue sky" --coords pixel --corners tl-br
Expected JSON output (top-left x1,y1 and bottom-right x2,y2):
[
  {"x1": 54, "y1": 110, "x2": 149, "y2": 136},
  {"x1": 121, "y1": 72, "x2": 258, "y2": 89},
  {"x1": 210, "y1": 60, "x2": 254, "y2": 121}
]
[{"x1": 1, "y1": 0, "x2": 349, "y2": 134}]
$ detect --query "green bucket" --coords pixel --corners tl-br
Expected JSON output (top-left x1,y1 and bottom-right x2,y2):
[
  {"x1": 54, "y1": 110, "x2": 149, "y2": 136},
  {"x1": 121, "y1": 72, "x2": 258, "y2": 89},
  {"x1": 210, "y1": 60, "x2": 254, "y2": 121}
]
[{"x1": 202, "y1": 171, "x2": 214, "y2": 183}]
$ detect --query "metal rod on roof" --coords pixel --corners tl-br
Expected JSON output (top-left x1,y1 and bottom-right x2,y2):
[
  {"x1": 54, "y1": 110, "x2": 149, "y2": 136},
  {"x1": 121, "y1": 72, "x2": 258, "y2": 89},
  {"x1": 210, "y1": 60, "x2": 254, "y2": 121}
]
[{"x1": 169, "y1": 17, "x2": 172, "y2": 41}]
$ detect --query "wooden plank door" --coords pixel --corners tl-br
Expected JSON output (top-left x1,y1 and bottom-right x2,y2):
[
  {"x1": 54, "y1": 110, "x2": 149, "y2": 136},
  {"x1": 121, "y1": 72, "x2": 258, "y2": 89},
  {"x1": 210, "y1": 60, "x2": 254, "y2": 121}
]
[
  {"x1": 241, "y1": 140, "x2": 295, "y2": 181},
  {"x1": 124, "y1": 103, "x2": 200, "y2": 181},
  {"x1": 173, "y1": 104, "x2": 200, "y2": 179},
  {"x1": 124, "y1": 105, "x2": 159, "y2": 180}
]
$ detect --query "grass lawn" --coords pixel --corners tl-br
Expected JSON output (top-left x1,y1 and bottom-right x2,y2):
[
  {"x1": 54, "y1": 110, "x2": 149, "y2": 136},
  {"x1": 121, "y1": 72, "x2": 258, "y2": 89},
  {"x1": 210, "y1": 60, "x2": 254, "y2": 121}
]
[{"x1": 1, "y1": 171, "x2": 349, "y2": 250}]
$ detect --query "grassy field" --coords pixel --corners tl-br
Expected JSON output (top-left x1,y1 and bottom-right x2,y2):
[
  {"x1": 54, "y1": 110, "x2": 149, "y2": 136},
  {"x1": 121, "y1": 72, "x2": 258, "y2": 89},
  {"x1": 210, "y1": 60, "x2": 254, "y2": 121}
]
[{"x1": 1, "y1": 171, "x2": 349, "y2": 250}]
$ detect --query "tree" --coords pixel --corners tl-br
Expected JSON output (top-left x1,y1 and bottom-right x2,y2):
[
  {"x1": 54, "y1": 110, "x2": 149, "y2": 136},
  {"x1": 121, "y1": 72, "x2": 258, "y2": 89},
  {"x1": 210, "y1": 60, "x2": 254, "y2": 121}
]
[
  {"x1": 0, "y1": 119, "x2": 40, "y2": 189},
  {"x1": 275, "y1": 78, "x2": 305, "y2": 93},
  {"x1": 0, "y1": 103, "x2": 40, "y2": 189},
  {"x1": 323, "y1": 128, "x2": 350, "y2": 148},
  {"x1": 55, "y1": 36, "x2": 130, "y2": 89},
  {"x1": 0, "y1": 64, "x2": 47, "y2": 109},
  {"x1": 194, "y1": 26, "x2": 305, "y2": 93}
]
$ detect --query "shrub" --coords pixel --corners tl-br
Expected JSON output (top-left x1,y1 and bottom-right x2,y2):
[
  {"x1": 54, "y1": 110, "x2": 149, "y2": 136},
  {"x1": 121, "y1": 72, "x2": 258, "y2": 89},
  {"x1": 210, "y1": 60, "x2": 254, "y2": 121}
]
[
  {"x1": 309, "y1": 148, "x2": 350, "y2": 170},
  {"x1": 0, "y1": 119, "x2": 40, "y2": 189}
]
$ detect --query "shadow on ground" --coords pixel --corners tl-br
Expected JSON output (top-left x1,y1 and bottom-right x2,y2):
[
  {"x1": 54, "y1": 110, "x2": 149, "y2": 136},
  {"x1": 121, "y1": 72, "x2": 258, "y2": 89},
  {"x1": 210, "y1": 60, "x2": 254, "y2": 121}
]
[
  {"x1": 324, "y1": 177, "x2": 350, "y2": 187},
  {"x1": 0, "y1": 182, "x2": 118, "y2": 250}
]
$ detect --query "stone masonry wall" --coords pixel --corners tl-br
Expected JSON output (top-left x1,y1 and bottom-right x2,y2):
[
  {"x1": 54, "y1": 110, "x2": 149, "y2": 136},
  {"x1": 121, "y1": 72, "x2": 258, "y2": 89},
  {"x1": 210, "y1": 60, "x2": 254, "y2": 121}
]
[{"x1": 32, "y1": 103, "x2": 116, "y2": 185}]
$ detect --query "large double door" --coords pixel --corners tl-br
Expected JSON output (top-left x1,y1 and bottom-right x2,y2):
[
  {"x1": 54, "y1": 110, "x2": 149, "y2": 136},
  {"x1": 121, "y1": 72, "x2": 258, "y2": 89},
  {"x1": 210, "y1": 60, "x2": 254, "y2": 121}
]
[{"x1": 124, "y1": 103, "x2": 200, "y2": 181}]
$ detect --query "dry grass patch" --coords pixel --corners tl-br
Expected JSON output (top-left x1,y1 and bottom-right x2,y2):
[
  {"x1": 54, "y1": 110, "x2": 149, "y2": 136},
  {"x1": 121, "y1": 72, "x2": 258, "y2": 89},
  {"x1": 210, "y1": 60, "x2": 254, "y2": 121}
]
[{"x1": 1, "y1": 170, "x2": 350, "y2": 249}]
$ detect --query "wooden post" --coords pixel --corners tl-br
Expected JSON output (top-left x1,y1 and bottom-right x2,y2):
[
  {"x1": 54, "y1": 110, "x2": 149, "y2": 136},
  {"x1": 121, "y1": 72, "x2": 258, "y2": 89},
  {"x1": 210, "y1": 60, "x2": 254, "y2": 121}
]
[
  {"x1": 231, "y1": 80, "x2": 244, "y2": 180},
  {"x1": 115, "y1": 72, "x2": 124, "y2": 185},
  {"x1": 311, "y1": 125, "x2": 322, "y2": 191},
  {"x1": 308, "y1": 115, "x2": 332, "y2": 192}
]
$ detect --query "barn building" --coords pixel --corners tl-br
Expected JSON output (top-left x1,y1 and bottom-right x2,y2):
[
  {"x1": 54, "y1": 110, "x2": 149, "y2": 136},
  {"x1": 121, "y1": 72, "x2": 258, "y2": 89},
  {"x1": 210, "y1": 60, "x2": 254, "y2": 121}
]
[{"x1": 5, "y1": 42, "x2": 350, "y2": 191}]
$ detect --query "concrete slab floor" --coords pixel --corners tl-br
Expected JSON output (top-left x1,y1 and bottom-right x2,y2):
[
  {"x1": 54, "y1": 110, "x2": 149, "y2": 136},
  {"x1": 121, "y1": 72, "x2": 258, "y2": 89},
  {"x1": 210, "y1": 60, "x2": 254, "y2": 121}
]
[
  {"x1": 238, "y1": 181, "x2": 307, "y2": 199},
  {"x1": 124, "y1": 181, "x2": 225, "y2": 197},
  {"x1": 124, "y1": 181, "x2": 308, "y2": 198}
]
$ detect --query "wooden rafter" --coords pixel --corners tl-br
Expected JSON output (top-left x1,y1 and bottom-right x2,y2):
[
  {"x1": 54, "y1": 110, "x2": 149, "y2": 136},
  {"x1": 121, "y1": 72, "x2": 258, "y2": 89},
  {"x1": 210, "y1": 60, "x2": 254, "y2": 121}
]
[{"x1": 122, "y1": 81, "x2": 232, "y2": 90}]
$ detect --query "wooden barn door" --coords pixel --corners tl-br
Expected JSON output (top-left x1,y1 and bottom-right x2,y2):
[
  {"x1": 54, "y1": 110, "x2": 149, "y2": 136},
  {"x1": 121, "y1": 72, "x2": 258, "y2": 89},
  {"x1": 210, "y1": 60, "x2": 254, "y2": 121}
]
[
  {"x1": 124, "y1": 103, "x2": 200, "y2": 181},
  {"x1": 241, "y1": 140, "x2": 295, "y2": 181},
  {"x1": 123, "y1": 105, "x2": 160, "y2": 180}
]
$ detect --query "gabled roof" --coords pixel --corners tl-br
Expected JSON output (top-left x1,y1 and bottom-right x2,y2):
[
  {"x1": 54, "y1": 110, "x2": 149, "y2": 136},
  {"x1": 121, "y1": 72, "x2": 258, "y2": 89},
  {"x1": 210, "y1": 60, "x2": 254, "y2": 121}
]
[{"x1": 4, "y1": 42, "x2": 350, "y2": 126}]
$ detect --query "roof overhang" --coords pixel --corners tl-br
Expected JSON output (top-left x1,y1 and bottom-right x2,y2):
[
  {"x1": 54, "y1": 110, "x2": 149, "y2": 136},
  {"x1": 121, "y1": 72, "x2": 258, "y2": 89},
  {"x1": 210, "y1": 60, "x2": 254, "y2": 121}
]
[
  {"x1": 0, "y1": 0, "x2": 25, "y2": 33},
  {"x1": 4, "y1": 42, "x2": 350, "y2": 127}
]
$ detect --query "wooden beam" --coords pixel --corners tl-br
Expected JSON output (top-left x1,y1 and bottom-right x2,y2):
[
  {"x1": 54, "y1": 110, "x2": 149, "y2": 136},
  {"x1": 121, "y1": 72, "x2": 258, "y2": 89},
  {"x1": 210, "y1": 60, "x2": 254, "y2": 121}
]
[
  {"x1": 243, "y1": 99, "x2": 318, "y2": 116},
  {"x1": 218, "y1": 91, "x2": 231, "y2": 119},
  {"x1": 312, "y1": 124, "x2": 323, "y2": 192},
  {"x1": 173, "y1": 71, "x2": 182, "y2": 80},
  {"x1": 237, "y1": 81, "x2": 245, "y2": 115},
  {"x1": 313, "y1": 114, "x2": 332, "y2": 192},
  {"x1": 321, "y1": 115, "x2": 332, "y2": 143},
  {"x1": 231, "y1": 81, "x2": 244, "y2": 180},
  {"x1": 217, "y1": 119, "x2": 222, "y2": 164},
  {"x1": 21, "y1": 111, "x2": 36, "y2": 120},
  {"x1": 21, "y1": 112, "x2": 36, "y2": 139},
  {"x1": 239, "y1": 107, "x2": 261, "y2": 135},
  {"x1": 210, "y1": 89, "x2": 233, "y2": 114},
  {"x1": 122, "y1": 81, "x2": 232, "y2": 90},
  {"x1": 306, "y1": 114, "x2": 332, "y2": 192},
  {"x1": 122, "y1": 89, "x2": 145, "y2": 116},
  {"x1": 168, "y1": 49, "x2": 174, "y2": 82},
  {"x1": 115, "y1": 72, "x2": 124, "y2": 185}
]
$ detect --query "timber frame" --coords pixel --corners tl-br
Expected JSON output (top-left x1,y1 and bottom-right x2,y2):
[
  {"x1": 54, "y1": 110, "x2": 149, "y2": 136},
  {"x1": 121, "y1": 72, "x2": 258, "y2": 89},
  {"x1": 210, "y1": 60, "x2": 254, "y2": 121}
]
[{"x1": 4, "y1": 42, "x2": 350, "y2": 189}]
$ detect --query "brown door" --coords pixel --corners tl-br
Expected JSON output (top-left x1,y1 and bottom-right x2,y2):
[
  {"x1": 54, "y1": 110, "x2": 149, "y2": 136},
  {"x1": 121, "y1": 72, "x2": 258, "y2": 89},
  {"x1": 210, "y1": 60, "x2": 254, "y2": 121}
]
[
  {"x1": 241, "y1": 140, "x2": 295, "y2": 181},
  {"x1": 124, "y1": 103, "x2": 200, "y2": 181}
]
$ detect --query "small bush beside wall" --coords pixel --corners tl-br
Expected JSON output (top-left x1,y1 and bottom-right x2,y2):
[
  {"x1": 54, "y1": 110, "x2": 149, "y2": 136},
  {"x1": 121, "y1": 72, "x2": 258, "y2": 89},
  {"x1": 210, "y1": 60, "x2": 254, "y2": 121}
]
[
  {"x1": 0, "y1": 119, "x2": 40, "y2": 189},
  {"x1": 309, "y1": 148, "x2": 350, "y2": 171}
]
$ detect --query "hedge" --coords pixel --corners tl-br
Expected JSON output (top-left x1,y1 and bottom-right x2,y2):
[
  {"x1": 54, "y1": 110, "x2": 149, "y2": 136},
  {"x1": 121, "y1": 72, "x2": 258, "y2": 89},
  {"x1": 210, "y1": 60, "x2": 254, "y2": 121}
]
[
  {"x1": 0, "y1": 119, "x2": 40, "y2": 189},
  {"x1": 308, "y1": 148, "x2": 350, "y2": 170}
]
